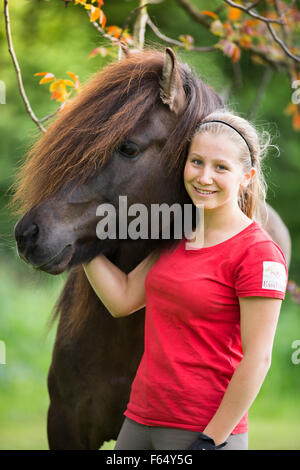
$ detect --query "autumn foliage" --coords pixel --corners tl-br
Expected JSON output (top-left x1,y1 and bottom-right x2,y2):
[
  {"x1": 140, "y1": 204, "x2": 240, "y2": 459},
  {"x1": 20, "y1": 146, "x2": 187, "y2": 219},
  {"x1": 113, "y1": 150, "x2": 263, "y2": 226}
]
[
  {"x1": 33, "y1": 0, "x2": 299, "y2": 131},
  {"x1": 34, "y1": 71, "x2": 80, "y2": 103}
]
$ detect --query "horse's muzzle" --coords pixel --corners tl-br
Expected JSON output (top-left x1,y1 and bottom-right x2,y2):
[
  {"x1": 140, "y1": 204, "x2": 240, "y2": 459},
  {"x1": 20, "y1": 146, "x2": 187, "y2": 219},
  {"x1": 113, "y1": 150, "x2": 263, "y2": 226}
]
[{"x1": 14, "y1": 217, "x2": 76, "y2": 275}]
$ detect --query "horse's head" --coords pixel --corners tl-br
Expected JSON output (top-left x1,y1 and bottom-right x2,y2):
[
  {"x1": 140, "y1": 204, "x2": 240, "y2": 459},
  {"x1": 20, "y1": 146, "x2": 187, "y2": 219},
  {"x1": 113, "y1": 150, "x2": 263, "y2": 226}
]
[{"x1": 13, "y1": 48, "x2": 223, "y2": 275}]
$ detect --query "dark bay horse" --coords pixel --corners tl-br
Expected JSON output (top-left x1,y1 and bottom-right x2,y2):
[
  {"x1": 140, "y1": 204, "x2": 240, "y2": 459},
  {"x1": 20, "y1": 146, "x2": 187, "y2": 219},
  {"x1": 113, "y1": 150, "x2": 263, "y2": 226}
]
[{"x1": 12, "y1": 48, "x2": 291, "y2": 449}]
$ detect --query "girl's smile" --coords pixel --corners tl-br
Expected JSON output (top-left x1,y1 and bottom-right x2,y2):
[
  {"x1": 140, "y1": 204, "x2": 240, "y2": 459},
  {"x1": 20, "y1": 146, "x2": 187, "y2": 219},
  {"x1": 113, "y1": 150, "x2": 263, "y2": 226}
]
[{"x1": 192, "y1": 186, "x2": 218, "y2": 196}]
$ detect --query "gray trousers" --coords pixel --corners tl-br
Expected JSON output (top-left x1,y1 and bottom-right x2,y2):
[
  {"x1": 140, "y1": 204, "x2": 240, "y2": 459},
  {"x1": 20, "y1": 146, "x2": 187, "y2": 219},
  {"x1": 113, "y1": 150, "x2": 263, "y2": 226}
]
[{"x1": 114, "y1": 417, "x2": 248, "y2": 450}]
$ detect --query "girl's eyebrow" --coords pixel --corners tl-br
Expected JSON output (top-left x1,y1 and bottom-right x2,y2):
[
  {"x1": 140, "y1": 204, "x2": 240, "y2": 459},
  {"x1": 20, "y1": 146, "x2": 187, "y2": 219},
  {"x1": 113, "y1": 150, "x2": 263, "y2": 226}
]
[{"x1": 189, "y1": 153, "x2": 231, "y2": 166}]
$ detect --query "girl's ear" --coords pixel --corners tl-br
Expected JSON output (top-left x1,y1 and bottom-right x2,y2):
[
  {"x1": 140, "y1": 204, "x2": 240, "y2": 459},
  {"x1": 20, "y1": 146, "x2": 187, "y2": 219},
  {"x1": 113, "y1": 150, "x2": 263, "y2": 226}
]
[{"x1": 240, "y1": 168, "x2": 256, "y2": 188}]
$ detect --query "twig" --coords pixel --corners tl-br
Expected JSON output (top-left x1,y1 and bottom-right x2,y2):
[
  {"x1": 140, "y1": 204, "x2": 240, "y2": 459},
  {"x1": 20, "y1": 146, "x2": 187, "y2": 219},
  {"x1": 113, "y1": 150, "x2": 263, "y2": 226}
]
[
  {"x1": 88, "y1": 1, "x2": 215, "y2": 54},
  {"x1": 224, "y1": 0, "x2": 300, "y2": 63},
  {"x1": 147, "y1": 17, "x2": 215, "y2": 52},
  {"x1": 266, "y1": 22, "x2": 300, "y2": 63},
  {"x1": 133, "y1": 0, "x2": 148, "y2": 50},
  {"x1": 249, "y1": 50, "x2": 283, "y2": 71},
  {"x1": 248, "y1": 67, "x2": 274, "y2": 120},
  {"x1": 39, "y1": 104, "x2": 65, "y2": 123},
  {"x1": 274, "y1": 0, "x2": 288, "y2": 43},
  {"x1": 120, "y1": 1, "x2": 157, "y2": 42},
  {"x1": 223, "y1": 0, "x2": 284, "y2": 25},
  {"x1": 4, "y1": 0, "x2": 46, "y2": 133},
  {"x1": 174, "y1": 0, "x2": 287, "y2": 70},
  {"x1": 273, "y1": 0, "x2": 297, "y2": 89},
  {"x1": 232, "y1": 60, "x2": 243, "y2": 89},
  {"x1": 175, "y1": 0, "x2": 211, "y2": 28},
  {"x1": 280, "y1": 0, "x2": 297, "y2": 17},
  {"x1": 246, "y1": 0, "x2": 262, "y2": 11},
  {"x1": 86, "y1": 10, "x2": 119, "y2": 43},
  {"x1": 221, "y1": 61, "x2": 243, "y2": 102}
]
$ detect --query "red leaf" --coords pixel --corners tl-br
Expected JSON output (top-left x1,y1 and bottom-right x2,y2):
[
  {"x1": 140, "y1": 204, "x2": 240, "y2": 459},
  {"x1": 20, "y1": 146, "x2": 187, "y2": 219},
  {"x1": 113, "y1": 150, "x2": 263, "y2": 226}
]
[{"x1": 201, "y1": 10, "x2": 218, "y2": 20}]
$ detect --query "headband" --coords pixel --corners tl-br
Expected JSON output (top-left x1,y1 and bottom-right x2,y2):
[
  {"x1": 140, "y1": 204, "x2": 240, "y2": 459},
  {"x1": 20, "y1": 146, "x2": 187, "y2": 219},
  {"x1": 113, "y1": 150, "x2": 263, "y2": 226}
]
[{"x1": 200, "y1": 120, "x2": 254, "y2": 166}]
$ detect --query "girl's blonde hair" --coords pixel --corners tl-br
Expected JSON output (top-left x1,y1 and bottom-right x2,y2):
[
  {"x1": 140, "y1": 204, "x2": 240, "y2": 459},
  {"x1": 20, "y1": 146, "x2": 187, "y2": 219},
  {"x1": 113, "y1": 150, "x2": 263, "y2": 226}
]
[{"x1": 192, "y1": 109, "x2": 274, "y2": 219}]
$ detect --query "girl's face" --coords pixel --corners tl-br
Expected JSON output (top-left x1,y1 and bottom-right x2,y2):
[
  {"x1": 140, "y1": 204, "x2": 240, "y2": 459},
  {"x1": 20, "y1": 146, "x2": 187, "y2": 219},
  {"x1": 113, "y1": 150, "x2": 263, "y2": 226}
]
[{"x1": 183, "y1": 132, "x2": 254, "y2": 211}]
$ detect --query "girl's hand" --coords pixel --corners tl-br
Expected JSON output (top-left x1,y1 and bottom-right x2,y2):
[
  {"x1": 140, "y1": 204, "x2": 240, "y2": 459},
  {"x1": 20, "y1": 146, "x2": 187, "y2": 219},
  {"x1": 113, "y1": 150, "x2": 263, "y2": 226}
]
[{"x1": 187, "y1": 432, "x2": 227, "y2": 450}]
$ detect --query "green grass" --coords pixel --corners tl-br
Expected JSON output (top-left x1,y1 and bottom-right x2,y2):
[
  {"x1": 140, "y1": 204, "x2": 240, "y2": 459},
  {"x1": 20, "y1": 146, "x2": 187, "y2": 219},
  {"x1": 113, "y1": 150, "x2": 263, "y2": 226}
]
[
  {"x1": 2, "y1": 416, "x2": 300, "y2": 450},
  {"x1": 248, "y1": 416, "x2": 300, "y2": 450},
  {"x1": 1, "y1": 256, "x2": 300, "y2": 450}
]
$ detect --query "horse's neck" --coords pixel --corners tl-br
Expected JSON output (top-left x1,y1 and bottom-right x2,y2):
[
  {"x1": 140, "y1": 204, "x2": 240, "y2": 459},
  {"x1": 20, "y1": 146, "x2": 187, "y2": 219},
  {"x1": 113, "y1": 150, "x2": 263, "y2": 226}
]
[
  {"x1": 254, "y1": 200, "x2": 291, "y2": 267},
  {"x1": 110, "y1": 240, "x2": 155, "y2": 274}
]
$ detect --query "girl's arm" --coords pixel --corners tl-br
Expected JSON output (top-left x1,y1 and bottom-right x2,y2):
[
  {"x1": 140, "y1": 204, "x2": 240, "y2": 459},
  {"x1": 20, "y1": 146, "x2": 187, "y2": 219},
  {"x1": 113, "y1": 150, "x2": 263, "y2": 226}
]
[
  {"x1": 203, "y1": 296, "x2": 282, "y2": 446},
  {"x1": 82, "y1": 249, "x2": 160, "y2": 318}
]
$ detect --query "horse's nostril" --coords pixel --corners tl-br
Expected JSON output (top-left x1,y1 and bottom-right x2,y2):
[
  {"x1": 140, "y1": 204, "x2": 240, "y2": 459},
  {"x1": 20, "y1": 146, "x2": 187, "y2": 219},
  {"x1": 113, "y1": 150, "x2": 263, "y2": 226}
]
[
  {"x1": 23, "y1": 223, "x2": 39, "y2": 240},
  {"x1": 15, "y1": 222, "x2": 39, "y2": 254}
]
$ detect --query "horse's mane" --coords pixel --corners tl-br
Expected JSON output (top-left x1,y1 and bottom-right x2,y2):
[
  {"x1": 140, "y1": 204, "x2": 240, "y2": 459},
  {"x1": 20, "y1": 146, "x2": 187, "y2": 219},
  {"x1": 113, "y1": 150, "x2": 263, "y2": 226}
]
[{"x1": 10, "y1": 48, "x2": 223, "y2": 215}]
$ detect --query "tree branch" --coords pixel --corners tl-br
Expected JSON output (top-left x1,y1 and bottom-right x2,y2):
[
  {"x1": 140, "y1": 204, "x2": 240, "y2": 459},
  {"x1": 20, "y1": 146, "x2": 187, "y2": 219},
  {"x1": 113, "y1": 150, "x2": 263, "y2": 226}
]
[
  {"x1": 175, "y1": 0, "x2": 211, "y2": 28},
  {"x1": 223, "y1": 0, "x2": 284, "y2": 25},
  {"x1": 147, "y1": 17, "x2": 215, "y2": 52},
  {"x1": 87, "y1": 13, "x2": 120, "y2": 43},
  {"x1": 246, "y1": 0, "x2": 262, "y2": 11},
  {"x1": 247, "y1": 67, "x2": 274, "y2": 120},
  {"x1": 120, "y1": 1, "x2": 150, "y2": 43},
  {"x1": 39, "y1": 103, "x2": 65, "y2": 123},
  {"x1": 4, "y1": 0, "x2": 46, "y2": 133},
  {"x1": 266, "y1": 22, "x2": 300, "y2": 63},
  {"x1": 273, "y1": 0, "x2": 298, "y2": 88},
  {"x1": 224, "y1": 0, "x2": 300, "y2": 63},
  {"x1": 133, "y1": 0, "x2": 148, "y2": 50},
  {"x1": 174, "y1": 0, "x2": 292, "y2": 70}
]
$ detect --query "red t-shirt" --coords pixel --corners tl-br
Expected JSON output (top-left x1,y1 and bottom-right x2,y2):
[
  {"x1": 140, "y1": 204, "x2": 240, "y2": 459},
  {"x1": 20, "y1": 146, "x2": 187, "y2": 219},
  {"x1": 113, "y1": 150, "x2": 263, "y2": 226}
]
[{"x1": 124, "y1": 221, "x2": 288, "y2": 434}]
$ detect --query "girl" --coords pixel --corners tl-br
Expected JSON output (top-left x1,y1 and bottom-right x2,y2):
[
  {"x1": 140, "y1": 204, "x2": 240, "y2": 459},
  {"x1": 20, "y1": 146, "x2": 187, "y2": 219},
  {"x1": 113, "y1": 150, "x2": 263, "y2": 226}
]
[{"x1": 83, "y1": 110, "x2": 288, "y2": 450}]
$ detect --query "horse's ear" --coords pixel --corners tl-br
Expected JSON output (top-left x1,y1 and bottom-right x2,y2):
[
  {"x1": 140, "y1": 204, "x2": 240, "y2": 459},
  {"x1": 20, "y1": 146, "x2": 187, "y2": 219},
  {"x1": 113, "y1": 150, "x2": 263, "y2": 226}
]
[
  {"x1": 120, "y1": 41, "x2": 130, "y2": 59},
  {"x1": 160, "y1": 48, "x2": 186, "y2": 115}
]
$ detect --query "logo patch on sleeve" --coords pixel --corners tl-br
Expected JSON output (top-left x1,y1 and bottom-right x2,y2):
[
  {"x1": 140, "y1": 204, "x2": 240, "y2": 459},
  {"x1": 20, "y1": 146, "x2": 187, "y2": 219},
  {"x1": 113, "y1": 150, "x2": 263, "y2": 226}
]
[{"x1": 262, "y1": 261, "x2": 286, "y2": 292}]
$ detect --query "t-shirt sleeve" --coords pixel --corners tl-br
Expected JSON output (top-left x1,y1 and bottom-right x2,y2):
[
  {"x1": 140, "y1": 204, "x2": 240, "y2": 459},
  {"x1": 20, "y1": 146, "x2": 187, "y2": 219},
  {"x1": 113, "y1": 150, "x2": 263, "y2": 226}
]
[{"x1": 234, "y1": 241, "x2": 288, "y2": 300}]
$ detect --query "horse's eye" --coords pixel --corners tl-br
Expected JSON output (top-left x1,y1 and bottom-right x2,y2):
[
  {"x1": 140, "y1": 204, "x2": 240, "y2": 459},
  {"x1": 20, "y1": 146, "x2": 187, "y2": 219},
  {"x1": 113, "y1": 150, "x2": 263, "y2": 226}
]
[{"x1": 118, "y1": 141, "x2": 140, "y2": 159}]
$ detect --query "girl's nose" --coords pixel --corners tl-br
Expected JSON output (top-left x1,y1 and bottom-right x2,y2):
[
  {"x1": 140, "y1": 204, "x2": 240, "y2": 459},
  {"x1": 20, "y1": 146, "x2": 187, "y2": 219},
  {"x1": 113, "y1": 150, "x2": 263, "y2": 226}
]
[{"x1": 196, "y1": 168, "x2": 214, "y2": 185}]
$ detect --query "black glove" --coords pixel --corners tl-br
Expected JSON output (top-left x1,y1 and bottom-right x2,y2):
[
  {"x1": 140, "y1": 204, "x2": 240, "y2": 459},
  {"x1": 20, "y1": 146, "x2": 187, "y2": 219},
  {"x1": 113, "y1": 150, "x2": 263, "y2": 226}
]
[{"x1": 187, "y1": 432, "x2": 227, "y2": 450}]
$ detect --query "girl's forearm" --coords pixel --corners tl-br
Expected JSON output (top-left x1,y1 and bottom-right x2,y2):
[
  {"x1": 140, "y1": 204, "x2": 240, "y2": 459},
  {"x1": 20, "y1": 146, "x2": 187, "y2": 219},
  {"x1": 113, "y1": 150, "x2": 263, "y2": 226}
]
[
  {"x1": 82, "y1": 254, "x2": 128, "y2": 317},
  {"x1": 203, "y1": 355, "x2": 270, "y2": 446}
]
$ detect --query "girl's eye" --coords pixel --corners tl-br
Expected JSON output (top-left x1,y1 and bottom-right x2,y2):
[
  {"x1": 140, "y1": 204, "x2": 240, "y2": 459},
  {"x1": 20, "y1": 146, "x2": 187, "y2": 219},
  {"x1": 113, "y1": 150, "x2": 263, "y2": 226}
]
[
  {"x1": 192, "y1": 159, "x2": 202, "y2": 165},
  {"x1": 217, "y1": 165, "x2": 228, "y2": 171}
]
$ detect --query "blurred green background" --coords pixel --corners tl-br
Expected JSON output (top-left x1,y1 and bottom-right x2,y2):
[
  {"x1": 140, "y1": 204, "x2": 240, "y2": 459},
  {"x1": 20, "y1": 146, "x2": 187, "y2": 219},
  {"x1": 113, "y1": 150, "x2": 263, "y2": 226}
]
[{"x1": 0, "y1": 0, "x2": 299, "y2": 450}]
